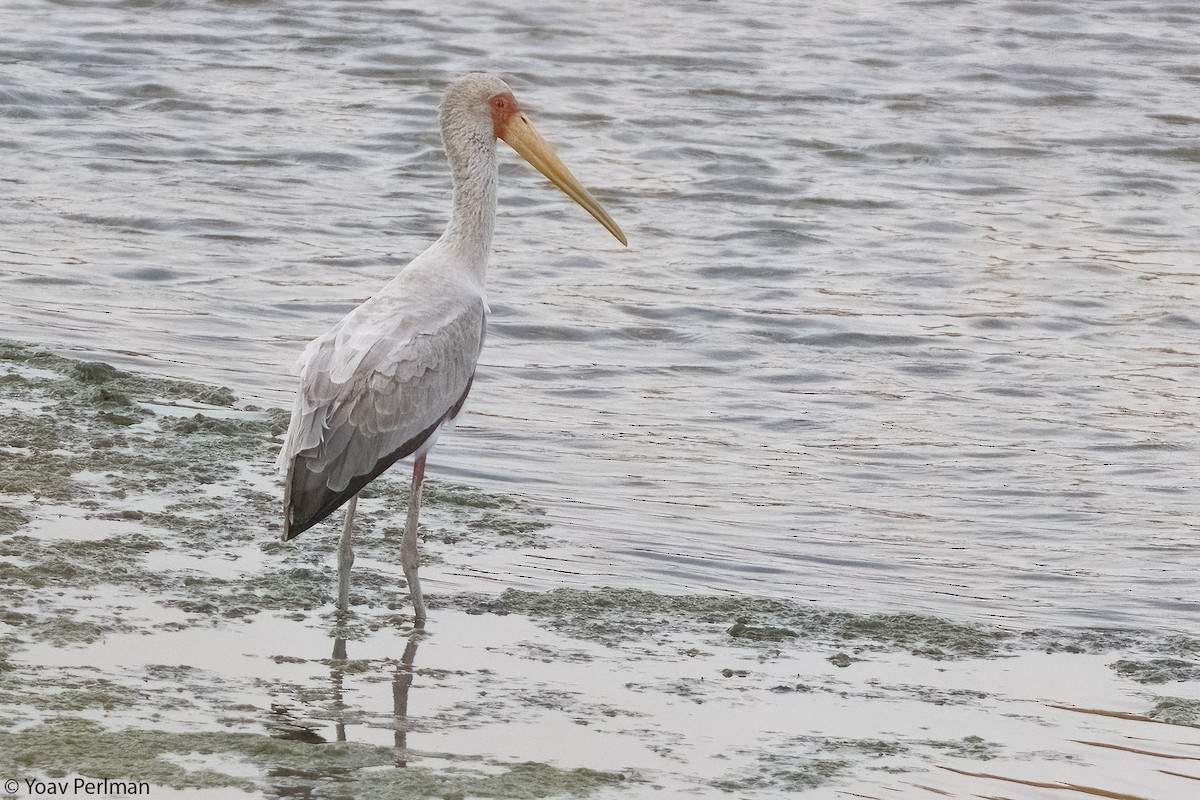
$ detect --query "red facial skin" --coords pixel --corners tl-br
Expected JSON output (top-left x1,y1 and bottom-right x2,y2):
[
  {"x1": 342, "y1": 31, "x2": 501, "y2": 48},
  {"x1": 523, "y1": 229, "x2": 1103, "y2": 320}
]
[{"x1": 489, "y1": 92, "x2": 521, "y2": 139}]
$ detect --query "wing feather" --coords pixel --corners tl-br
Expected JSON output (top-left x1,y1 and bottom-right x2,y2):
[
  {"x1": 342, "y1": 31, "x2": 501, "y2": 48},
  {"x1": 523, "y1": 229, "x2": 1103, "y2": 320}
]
[{"x1": 278, "y1": 281, "x2": 486, "y2": 539}]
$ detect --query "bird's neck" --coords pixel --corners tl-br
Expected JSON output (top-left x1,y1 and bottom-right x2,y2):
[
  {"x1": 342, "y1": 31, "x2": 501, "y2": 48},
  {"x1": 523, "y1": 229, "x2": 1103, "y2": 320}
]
[{"x1": 438, "y1": 143, "x2": 498, "y2": 279}]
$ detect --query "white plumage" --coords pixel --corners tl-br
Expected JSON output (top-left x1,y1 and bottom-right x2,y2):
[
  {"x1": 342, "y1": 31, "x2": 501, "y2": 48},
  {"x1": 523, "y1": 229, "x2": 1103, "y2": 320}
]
[
  {"x1": 277, "y1": 73, "x2": 625, "y2": 622},
  {"x1": 278, "y1": 261, "x2": 485, "y2": 498}
]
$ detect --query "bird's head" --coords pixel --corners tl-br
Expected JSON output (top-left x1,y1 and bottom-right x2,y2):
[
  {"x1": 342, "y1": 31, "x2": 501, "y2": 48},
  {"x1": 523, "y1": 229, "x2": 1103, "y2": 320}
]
[
  {"x1": 439, "y1": 72, "x2": 516, "y2": 154},
  {"x1": 440, "y1": 72, "x2": 627, "y2": 246}
]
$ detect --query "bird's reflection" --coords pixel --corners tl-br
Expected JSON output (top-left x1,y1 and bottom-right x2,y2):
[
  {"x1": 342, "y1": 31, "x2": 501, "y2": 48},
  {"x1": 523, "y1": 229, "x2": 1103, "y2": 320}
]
[
  {"x1": 329, "y1": 621, "x2": 423, "y2": 763},
  {"x1": 330, "y1": 634, "x2": 349, "y2": 743},
  {"x1": 390, "y1": 633, "x2": 420, "y2": 763}
]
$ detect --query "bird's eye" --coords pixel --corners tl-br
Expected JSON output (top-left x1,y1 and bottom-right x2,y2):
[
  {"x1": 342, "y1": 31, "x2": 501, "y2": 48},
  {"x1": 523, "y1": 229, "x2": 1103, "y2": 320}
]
[{"x1": 491, "y1": 97, "x2": 509, "y2": 111}]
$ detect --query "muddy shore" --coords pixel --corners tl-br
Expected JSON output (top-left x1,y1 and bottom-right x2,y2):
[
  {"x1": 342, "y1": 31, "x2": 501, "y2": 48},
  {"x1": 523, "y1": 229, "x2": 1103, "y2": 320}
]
[{"x1": 1, "y1": 340, "x2": 1198, "y2": 799}]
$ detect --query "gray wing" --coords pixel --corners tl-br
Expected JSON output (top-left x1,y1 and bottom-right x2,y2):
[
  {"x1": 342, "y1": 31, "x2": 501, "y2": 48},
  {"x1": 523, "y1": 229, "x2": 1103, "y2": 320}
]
[{"x1": 279, "y1": 294, "x2": 485, "y2": 539}]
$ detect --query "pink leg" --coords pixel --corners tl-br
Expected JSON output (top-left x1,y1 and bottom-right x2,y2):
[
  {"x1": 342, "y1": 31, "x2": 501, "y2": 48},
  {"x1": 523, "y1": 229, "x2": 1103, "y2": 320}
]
[
  {"x1": 401, "y1": 454, "x2": 427, "y2": 621},
  {"x1": 336, "y1": 495, "x2": 357, "y2": 614}
]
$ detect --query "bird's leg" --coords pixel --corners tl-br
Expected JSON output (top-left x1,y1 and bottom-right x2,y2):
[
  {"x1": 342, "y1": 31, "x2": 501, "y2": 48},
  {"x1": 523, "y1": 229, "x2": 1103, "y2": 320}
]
[
  {"x1": 401, "y1": 455, "x2": 427, "y2": 622},
  {"x1": 337, "y1": 495, "x2": 357, "y2": 614}
]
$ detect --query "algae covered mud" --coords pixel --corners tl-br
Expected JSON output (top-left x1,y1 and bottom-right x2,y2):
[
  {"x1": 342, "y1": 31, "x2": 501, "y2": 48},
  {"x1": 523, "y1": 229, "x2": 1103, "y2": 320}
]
[{"x1": 0, "y1": 339, "x2": 1198, "y2": 799}]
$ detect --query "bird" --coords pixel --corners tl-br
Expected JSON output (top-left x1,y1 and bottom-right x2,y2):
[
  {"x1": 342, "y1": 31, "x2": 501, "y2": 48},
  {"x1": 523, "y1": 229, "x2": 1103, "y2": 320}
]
[{"x1": 276, "y1": 72, "x2": 626, "y2": 622}]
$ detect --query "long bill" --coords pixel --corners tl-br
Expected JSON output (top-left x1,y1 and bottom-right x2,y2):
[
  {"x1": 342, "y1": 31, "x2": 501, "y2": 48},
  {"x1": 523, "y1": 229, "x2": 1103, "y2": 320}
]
[{"x1": 499, "y1": 114, "x2": 627, "y2": 247}]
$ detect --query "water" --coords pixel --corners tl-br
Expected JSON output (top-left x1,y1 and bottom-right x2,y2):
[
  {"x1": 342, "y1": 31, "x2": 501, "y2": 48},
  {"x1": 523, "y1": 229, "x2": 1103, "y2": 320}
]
[{"x1": 2, "y1": 0, "x2": 1199, "y2": 634}]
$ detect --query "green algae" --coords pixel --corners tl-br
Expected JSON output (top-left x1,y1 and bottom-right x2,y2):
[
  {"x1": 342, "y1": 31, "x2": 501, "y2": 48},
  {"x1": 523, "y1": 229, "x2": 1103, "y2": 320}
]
[
  {"x1": 492, "y1": 588, "x2": 1200, "y2": 667},
  {"x1": 422, "y1": 483, "x2": 508, "y2": 509},
  {"x1": 919, "y1": 735, "x2": 999, "y2": 761},
  {"x1": 468, "y1": 510, "x2": 549, "y2": 543},
  {"x1": 0, "y1": 342, "x2": 277, "y2": 512},
  {"x1": 1147, "y1": 696, "x2": 1200, "y2": 726},
  {"x1": 0, "y1": 716, "x2": 359, "y2": 791},
  {"x1": 4, "y1": 647, "x2": 628, "y2": 796},
  {"x1": 1111, "y1": 657, "x2": 1200, "y2": 684},
  {"x1": 0, "y1": 339, "x2": 554, "y2": 630},
  {"x1": 166, "y1": 568, "x2": 344, "y2": 618},
  {"x1": 359, "y1": 479, "x2": 552, "y2": 550},
  {"x1": 1162, "y1": 635, "x2": 1200, "y2": 658},
  {"x1": 162, "y1": 412, "x2": 274, "y2": 440},
  {"x1": 495, "y1": 588, "x2": 1008, "y2": 658},
  {"x1": 0, "y1": 670, "x2": 138, "y2": 717},
  {"x1": 192, "y1": 386, "x2": 238, "y2": 407},
  {"x1": 73, "y1": 362, "x2": 129, "y2": 385},
  {"x1": 0, "y1": 533, "x2": 162, "y2": 592},
  {"x1": 351, "y1": 761, "x2": 627, "y2": 800},
  {"x1": 34, "y1": 615, "x2": 141, "y2": 646},
  {"x1": 0, "y1": 346, "x2": 227, "y2": 412},
  {"x1": 0, "y1": 717, "x2": 626, "y2": 799},
  {"x1": 818, "y1": 738, "x2": 905, "y2": 758},
  {"x1": 0, "y1": 445, "x2": 82, "y2": 500},
  {"x1": 713, "y1": 757, "x2": 848, "y2": 793},
  {"x1": 0, "y1": 506, "x2": 28, "y2": 535},
  {"x1": 728, "y1": 619, "x2": 799, "y2": 641},
  {"x1": 804, "y1": 733, "x2": 999, "y2": 762},
  {"x1": 57, "y1": 683, "x2": 140, "y2": 714},
  {"x1": 827, "y1": 652, "x2": 855, "y2": 668},
  {"x1": 3, "y1": 339, "x2": 1198, "y2": 799},
  {"x1": 0, "y1": 340, "x2": 276, "y2": 640},
  {"x1": 712, "y1": 733, "x2": 999, "y2": 793}
]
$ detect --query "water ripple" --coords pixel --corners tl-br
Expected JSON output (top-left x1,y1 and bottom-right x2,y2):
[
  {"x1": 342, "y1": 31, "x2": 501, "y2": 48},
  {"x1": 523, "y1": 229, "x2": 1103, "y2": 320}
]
[{"x1": 0, "y1": 0, "x2": 1198, "y2": 635}]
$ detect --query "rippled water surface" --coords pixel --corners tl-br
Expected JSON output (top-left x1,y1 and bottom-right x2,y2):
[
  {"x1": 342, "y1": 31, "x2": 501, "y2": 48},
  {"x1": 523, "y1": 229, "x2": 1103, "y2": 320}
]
[{"x1": 2, "y1": 0, "x2": 1198, "y2": 633}]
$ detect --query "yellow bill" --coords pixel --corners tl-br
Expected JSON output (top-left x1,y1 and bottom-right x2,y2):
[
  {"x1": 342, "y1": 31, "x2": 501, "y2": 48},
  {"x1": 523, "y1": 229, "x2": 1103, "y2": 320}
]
[{"x1": 500, "y1": 114, "x2": 628, "y2": 247}]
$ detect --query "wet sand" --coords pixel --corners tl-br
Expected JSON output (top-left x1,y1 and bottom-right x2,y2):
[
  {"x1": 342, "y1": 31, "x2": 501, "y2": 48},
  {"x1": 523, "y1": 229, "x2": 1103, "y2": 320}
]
[{"x1": 1, "y1": 339, "x2": 1199, "y2": 799}]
